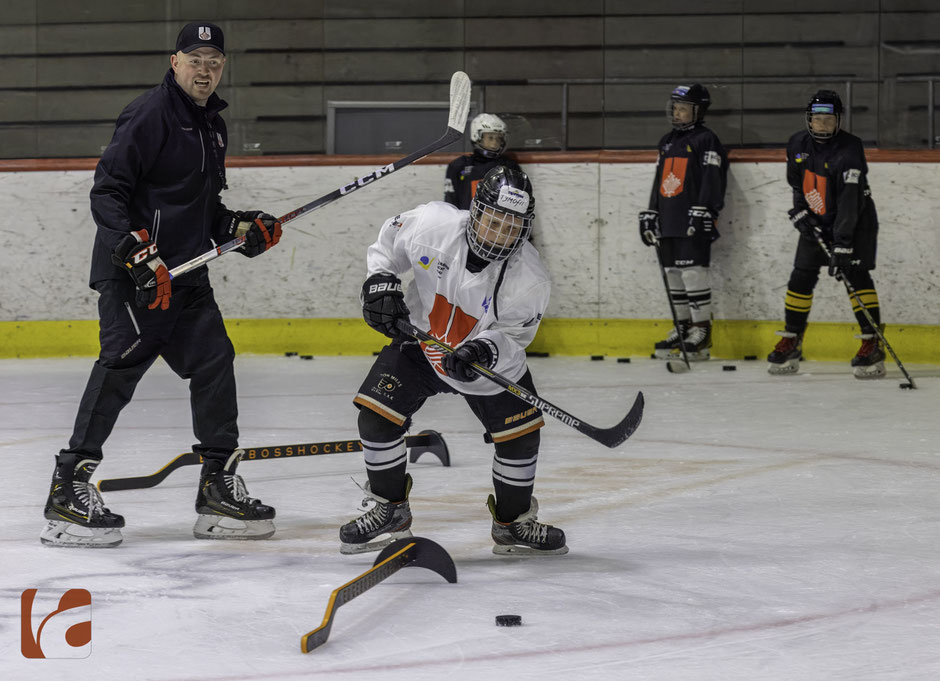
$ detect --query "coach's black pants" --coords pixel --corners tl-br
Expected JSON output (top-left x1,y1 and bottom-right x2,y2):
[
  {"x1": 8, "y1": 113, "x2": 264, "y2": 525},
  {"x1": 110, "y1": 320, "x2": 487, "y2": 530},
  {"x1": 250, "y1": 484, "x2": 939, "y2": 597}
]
[{"x1": 63, "y1": 278, "x2": 238, "y2": 463}]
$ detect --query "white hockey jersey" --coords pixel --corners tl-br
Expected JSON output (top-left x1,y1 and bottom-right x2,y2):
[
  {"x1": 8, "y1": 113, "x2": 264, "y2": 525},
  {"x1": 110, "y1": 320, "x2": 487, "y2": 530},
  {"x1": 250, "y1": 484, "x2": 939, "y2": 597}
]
[{"x1": 366, "y1": 201, "x2": 551, "y2": 396}]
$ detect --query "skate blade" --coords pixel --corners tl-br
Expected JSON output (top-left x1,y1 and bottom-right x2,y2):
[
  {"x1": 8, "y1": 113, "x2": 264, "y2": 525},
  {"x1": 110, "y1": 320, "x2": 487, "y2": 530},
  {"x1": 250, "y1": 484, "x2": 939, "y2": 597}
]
[
  {"x1": 40, "y1": 520, "x2": 123, "y2": 548},
  {"x1": 339, "y1": 529, "x2": 413, "y2": 555},
  {"x1": 853, "y1": 362, "x2": 886, "y2": 380},
  {"x1": 768, "y1": 360, "x2": 800, "y2": 375},
  {"x1": 492, "y1": 543, "x2": 569, "y2": 556},
  {"x1": 653, "y1": 349, "x2": 678, "y2": 360},
  {"x1": 193, "y1": 515, "x2": 275, "y2": 540}
]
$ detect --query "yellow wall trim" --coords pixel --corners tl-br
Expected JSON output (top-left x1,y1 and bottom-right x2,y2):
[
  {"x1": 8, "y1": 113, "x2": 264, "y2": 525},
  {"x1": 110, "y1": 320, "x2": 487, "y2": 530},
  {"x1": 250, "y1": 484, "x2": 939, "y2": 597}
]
[{"x1": 1, "y1": 318, "x2": 937, "y2": 363}]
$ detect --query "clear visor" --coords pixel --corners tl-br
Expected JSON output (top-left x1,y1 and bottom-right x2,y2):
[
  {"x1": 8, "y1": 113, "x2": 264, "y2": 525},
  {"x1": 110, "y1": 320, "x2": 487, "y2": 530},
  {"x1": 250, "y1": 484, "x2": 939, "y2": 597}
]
[
  {"x1": 467, "y1": 203, "x2": 531, "y2": 262},
  {"x1": 666, "y1": 100, "x2": 698, "y2": 129}
]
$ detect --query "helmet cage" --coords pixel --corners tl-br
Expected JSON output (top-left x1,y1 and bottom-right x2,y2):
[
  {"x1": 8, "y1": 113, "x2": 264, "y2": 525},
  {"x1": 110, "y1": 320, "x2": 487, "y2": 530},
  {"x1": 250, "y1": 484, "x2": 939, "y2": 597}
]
[
  {"x1": 805, "y1": 103, "x2": 841, "y2": 141},
  {"x1": 467, "y1": 197, "x2": 532, "y2": 263},
  {"x1": 470, "y1": 114, "x2": 508, "y2": 158},
  {"x1": 666, "y1": 100, "x2": 701, "y2": 130}
]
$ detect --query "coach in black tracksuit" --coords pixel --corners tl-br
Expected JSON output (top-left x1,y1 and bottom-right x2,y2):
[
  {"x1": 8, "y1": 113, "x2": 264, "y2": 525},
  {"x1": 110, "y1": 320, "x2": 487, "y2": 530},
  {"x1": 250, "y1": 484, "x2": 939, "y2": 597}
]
[{"x1": 41, "y1": 22, "x2": 283, "y2": 547}]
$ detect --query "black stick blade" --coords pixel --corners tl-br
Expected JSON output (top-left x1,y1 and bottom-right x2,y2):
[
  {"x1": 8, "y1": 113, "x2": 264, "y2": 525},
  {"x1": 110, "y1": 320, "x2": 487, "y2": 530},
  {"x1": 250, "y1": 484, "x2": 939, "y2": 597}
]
[{"x1": 584, "y1": 391, "x2": 645, "y2": 449}]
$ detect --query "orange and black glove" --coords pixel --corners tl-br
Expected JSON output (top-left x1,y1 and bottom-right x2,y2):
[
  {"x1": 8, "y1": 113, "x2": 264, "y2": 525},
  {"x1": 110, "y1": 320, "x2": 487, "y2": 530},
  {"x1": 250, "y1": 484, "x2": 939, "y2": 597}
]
[
  {"x1": 111, "y1": 229, "x2": 172, "y2": 310},
  {"x1": 226, "y1": 210, "x2": 282, "y2": 257}
]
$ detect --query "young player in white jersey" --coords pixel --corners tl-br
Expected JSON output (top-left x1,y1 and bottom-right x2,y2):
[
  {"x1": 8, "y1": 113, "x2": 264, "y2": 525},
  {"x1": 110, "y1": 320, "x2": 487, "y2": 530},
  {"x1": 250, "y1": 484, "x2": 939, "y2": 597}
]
[{"x1": 341, "y1": 166, "x2": 568, "y2": 556}]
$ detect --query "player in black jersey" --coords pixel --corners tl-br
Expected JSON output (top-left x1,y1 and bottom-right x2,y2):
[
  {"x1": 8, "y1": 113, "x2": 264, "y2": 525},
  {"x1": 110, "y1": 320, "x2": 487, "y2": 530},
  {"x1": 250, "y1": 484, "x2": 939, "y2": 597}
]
[
  {"x1": 767, "y1": 90, "x2": 885, "y2": 379},
  {"x1": 639, "y1": 84, "x2": 728, "y2": 361},
  {"x1": 444, "y1": 113, "x2": 522, "y2": 210}
]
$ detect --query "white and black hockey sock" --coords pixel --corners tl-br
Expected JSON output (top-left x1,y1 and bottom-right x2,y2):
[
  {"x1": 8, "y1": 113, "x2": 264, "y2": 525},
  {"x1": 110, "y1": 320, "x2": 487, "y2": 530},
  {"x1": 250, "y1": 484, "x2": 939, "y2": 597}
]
[{"x1": 680, "y1": 266, "x2": 712, "y2": 324}]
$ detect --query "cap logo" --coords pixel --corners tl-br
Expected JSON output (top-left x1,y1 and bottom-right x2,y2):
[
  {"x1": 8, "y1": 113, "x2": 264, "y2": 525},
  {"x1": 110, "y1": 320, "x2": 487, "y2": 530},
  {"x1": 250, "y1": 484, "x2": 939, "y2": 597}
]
[
  {"x1": 496, "y1": 185, "x2": 530, "y2": 213},
  {"x1": 199, "y1": 27, "x2": 211, "y2": 40}
]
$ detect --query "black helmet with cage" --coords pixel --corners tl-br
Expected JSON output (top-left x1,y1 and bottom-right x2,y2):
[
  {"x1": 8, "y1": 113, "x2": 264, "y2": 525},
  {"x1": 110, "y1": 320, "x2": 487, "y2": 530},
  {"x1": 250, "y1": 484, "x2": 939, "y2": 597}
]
[
  {"x1": 467, "y1": 166, "x2": 535, "y2": 263},
  {"x1": 667, "y1": 84, "x2": 710, "y2": 130},
  {"x1": 805, "y1": 89, "x2": 843, "y2": 142}
]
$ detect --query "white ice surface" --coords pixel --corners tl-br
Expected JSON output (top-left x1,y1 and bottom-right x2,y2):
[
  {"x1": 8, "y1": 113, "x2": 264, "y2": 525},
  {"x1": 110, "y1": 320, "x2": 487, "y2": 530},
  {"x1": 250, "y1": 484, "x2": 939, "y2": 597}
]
[{"x1": 2, "y1": 355, "x2": 938, "y2": 681}]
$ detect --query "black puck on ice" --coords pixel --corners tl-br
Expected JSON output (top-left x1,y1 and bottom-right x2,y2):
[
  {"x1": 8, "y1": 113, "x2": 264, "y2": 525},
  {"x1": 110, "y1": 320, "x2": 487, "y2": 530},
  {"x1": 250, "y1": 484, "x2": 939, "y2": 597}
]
[
  {"x1": 617, "y1": 357, "x2": 631, "y2": 363},
  {"x1": 744, "y1": 355, "x2": 758, "y2": 360},
  {"x1": 300, "y1": 355, "x2": 314, "y2": 360},
  {"x1": 900, "y1": 382, "x2": 914, "y2": 390},
  {"x1": 723, "y1": 365, "x2": 736, "y2": 371},
  {"x1": 496, "y1": 615, "x2": 522, "y2": 627},
  {"x1": 590, "y1": 355, "x2": 604, "y2": 361},
  {"x1": 284, "y1": 352, "x2": 298, "y2": 357}
]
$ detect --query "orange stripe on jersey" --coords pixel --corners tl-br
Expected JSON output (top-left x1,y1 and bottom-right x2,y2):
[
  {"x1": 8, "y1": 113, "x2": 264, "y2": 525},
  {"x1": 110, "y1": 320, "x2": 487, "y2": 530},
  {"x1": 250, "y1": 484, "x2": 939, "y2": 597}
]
[
  {"x1": 470, "y1": 179, "x2": 480, "y2": 200},
  {"x1": 802, "y1": 170, "x2": 828, "y2": 215},
  {"x1": 425, "y1": 294, "x2": 480, "y2": 376},
  {"x1": 659, "y1": 156, "x2": 688, "y2": 197}
]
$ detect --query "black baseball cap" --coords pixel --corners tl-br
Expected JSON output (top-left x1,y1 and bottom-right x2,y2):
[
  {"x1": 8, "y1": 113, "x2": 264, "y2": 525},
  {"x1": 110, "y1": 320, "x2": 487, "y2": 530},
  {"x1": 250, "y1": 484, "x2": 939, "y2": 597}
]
[{"x1": 175, "y1": 22, "x2": 225, "y2": 55}]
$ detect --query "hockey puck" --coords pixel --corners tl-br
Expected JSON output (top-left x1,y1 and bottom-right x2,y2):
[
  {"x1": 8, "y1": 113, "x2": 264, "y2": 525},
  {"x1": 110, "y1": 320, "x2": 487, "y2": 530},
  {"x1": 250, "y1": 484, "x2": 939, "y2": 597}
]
[
  {"x1": 284, "y1": 352, "x2": 297, "y2": 357},
  {"x1": 723, "y1": 365, "x2": 736, "y2": 371},
  {"x1": 617, "y1": 357, "x2": 631, "y2": 363},
  {"x1": 744, "y1": 355, "x2": 757, "y2": 360},
  {"x1": 526, "y1": 351, "x2": 549, "y2": 358},
  {"x1": 650, "y1": 353, "x2": 657, "y2": 359},
  {"x1": 300, "y1": 355, "x2": 314, "y2": 360},
  {"x1": 496, "y1": 615, "x2": 522, "y2": 627},
  {"x1": 900, "y1": 383, "x2": 914, "y2": 390},
  {"x1": 590, "y1": 355, "x2": 604, "y2": 361}
]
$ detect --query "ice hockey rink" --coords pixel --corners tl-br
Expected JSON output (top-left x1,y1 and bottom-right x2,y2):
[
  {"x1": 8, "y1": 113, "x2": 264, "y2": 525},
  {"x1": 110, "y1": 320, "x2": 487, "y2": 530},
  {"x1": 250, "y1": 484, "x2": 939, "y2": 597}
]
[{"x1": 2, "y1": 353, "x2": 938, "y2": 681}]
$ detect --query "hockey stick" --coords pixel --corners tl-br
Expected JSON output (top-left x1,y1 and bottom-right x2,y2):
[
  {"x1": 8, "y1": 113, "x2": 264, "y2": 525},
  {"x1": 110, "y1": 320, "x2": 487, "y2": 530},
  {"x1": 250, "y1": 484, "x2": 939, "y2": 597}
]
[
  {"x1": 301, "y1": 537, "x2": 457, "y2": 653},
  {"x1": 158, "y1": 71, "x2": 473, "y2": 282},
  {"x1": 397, "y1": 320, "x2": 644, "y2": 448},
  {"x1": 96, "y1": 431, "x2": 450, "y2": 492},
  {"x1": 652, "y1": 239, "x2": 692, "y2": 374},
  {"x1": 812, "y1": 229, "x2": 916, "y2": 389}
]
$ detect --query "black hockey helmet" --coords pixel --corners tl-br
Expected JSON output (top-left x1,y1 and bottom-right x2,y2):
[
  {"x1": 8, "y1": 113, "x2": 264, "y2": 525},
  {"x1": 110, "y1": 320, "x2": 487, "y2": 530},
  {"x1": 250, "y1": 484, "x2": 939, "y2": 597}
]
[
  {"x1": 467, "y1": 166, "x2": 535, "y2": 263},
  {"x1": 805, "y1": 89, "x2": 843, "y2": 141},
  {"x1": 667, "y1": 84, "x2": 710, "y2": 129}
]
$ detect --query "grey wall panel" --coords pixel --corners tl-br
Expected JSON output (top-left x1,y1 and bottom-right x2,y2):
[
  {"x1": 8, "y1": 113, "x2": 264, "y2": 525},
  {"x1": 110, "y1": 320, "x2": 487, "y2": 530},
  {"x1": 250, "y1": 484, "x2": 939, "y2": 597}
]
[
  {"x1": 325, "y1": 0, "x2": 462, "y2": 19},
  {"x1": 233, "y1": 53, "x2": 324, "y2": 85},
  {"x1": 468, "y1": 49, "x2": 603, "y2": 80},
  {"x1": 466, "y1": 17, "x2": 604, "y2": 47},
  {"x1": 605, "y1": 15, "x2": 743, "y2": 44},
  {"x1": 606, "y1": 46, "x2": 744, "y2": 78},
  {"x1": 325, "y1": 18, "x2": 462, "y2": 49},
  {"x1": 323, "y1": 51, "x2": 463, "y2": 82}
]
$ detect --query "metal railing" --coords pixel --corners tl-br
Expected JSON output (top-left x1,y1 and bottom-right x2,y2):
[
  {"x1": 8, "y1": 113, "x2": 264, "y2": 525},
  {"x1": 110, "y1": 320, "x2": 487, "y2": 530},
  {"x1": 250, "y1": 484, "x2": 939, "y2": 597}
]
[{"x1": 478, "y1": 76, "x2": 939, "y2": 150}]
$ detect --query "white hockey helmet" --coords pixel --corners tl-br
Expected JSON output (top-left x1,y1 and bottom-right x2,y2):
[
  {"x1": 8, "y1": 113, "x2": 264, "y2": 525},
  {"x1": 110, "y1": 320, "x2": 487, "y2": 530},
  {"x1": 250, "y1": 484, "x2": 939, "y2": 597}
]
[{"x1": 469, "y1": 113, "x2": 508, "y2": 158}]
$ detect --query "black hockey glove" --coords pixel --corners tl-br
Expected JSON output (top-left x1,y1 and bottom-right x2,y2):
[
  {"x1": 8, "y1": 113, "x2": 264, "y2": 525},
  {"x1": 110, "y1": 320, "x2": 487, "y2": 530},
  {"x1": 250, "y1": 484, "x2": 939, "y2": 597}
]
[
  {"x1": 111, "y1": 229, "x2": 172, "y2": 310},
  {"x1": 361, "y1": 273, "x2": 409, "y2": 338},
  {"x1": 441, "y1": 338, "x2": 497, "y2": 382},
  {"x1": 687, "y1": 206, "x2": 716, "y2": 238},
  {"x1": 828, "y1": 245, "x2": 855, "y2": 278},
  {"x1": 225, "y1": 210, "x2": 282, "y2": 257},
  {"x1": 788, "y1": 207, "x2": 819, "y2": 237},
  {"x1": 637, "y1": 210, "x2": 660, "y2": 247}
]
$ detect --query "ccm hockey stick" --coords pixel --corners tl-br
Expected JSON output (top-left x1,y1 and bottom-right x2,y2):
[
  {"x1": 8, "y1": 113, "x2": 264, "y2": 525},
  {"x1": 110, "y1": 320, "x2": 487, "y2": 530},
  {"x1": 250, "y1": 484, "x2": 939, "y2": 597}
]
[
  {"x1": 397, "y1": 320, "x2": 644, "y2": 448},
  {"x1": 812, "y1": 229, "x2": 916, "y2": 389},
  {"x1": 652, "y1": 238, "x2": 693, "y2": 374},
  {"x1": 301, "y1": 537, "x2": 456, "y2": 653},
  {"x1": 158, "y1": 71, "x2": 473, "y2": 282},
  {"x1": 96, "y1": 431, "x2": 450, "y2": 492}
]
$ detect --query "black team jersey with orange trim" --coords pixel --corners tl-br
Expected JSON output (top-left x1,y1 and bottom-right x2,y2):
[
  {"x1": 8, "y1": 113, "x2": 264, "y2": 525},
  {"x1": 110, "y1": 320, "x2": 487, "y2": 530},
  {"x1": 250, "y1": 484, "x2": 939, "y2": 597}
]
[
  {"x1": 786, "y1": 129, "x2": 878, "y2": 248},
  {"x1": 648, "y1": 124, "x2": 728, "y2": 238},
  {"x1": 443, "y1": 151, "x2": 522, "y2": 210}
]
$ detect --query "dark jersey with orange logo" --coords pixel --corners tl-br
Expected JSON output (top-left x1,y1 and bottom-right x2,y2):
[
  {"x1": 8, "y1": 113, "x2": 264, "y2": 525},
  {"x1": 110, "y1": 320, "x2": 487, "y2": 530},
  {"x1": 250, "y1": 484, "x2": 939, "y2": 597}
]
[
  {"x1": 444, "y1": 151, "x2": 522, "y2": 210},
  {"x1": 648, "y1": 124, "x2": 728, "y2": 238},
  {"x1": 786, "y1": 129, "x2": 877, "y2": 249}
]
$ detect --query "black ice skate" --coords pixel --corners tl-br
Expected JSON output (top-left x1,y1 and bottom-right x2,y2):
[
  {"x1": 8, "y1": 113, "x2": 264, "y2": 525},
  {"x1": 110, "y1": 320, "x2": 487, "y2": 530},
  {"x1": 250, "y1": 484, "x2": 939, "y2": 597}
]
[
  {"x1": 851, "y1": 333, "x2": 886, "y2": 379},
  {"x1": 41, "y1": 453, "x2": 125, "y2": 548},
  {"x1": 339, "y1": 475, "x2": 413, "y2": 554},
  {"x1": 767, "y1": 330, "x2": 803, "y2": 375},
  {"x1": 653, "y1": 321, "x2": 689, "y2": 359},
  {"x1": 681, "y1": 322, "x2": 712, "y2": 361},
  {"x1": 487, "y1": 495, "x2": 568, "y2": 556},
  {"x1": 193, "y1": 450, "x2": 276, "y2": 540}
]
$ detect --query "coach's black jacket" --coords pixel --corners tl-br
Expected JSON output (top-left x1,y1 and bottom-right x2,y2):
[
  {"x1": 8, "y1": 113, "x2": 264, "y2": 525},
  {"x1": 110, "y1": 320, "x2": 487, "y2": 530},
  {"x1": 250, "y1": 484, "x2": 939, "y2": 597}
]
[
  {"x1": 786, "y1": 129, "x2": 878, "y2": 250},
  {"x1": 88, "y1": 69, "x2": 233, "y2": 287},
  {"x1": 648, "y1": 123, "x2": 728, "y2": 239}
]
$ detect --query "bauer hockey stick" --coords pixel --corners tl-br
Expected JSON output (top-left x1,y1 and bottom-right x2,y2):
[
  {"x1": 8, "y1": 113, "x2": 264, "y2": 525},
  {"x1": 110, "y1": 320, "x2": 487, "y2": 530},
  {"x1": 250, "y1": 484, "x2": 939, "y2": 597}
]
[
  {"x1": 96, "y1": 431, "x2": 450, "y2": 492},
  {"x1": 397, "y1": 320, "x2": 644, "y2": 448},
  {"x1": 812, "y1": 229, "x2": 916, "y2": 389},
  {"x1": 156, "y1": 71, "x2": 473, "y2": 282},
  {"x1": 652, "y1": 238, "x2": 692, "y2": 373},
  {"x1": 301, "y1": 537, "x2": 456, "y2": 653}
]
